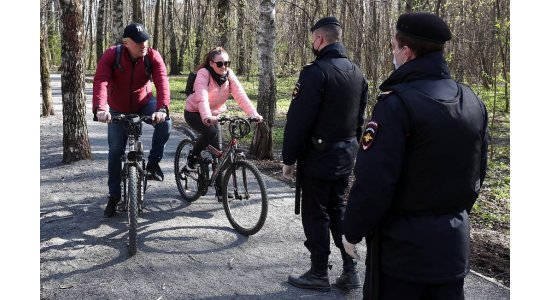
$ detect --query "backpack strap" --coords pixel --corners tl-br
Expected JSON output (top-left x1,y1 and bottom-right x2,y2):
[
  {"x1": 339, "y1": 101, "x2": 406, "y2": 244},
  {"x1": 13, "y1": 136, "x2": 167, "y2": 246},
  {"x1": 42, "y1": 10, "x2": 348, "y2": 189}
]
[
  {"x1": 112, "y1": 44, "x2": 124, "y2": 72},
  {"x1": 144, "y1": 52, "x2": 152, "y2": 82},
  {"x1": 111, "y1": 44, "x2": 152, "y2": 81}
]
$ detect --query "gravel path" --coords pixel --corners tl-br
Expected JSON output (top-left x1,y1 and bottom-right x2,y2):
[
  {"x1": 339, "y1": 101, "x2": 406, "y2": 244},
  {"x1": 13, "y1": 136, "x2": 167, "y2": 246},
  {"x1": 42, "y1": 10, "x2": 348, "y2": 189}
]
[{"x1": 40, "y1": 74, "x2": 509, "y2": 299}]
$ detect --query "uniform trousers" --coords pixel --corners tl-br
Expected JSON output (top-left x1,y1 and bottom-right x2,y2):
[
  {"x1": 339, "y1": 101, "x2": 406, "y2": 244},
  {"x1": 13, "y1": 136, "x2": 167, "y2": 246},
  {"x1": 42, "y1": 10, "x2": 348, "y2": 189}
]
[{"x1": 301, "y1": 175, "x2": 349, "y2": 262}]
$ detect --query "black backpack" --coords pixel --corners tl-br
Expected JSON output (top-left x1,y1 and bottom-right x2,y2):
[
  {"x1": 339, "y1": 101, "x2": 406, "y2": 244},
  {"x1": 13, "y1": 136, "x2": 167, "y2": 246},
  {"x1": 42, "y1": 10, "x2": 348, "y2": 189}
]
[
  {"x1": 183, "y1": 72, "x2": 197, "y2": 96},
  {"x1": 112, "y1": 44, "x2": 152, "y2": 81}
]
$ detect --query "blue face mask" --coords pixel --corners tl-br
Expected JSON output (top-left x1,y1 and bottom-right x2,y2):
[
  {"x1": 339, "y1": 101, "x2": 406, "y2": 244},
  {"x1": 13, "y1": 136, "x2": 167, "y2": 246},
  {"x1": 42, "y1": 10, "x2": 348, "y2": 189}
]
[{"x1": 393, "y1": 47, "x2": 405, "y2": 69}]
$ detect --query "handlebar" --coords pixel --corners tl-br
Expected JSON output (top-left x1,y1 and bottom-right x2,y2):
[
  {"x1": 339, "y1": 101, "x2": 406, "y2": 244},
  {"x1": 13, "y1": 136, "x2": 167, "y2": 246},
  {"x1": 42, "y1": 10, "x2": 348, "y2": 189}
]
[
  {"x1": 217, "y1": 115, "x2": 260, "y2": 124},
  {"x1": 216, "y1": 116, "x2": 256, "y2": 139},
  {"x1": 94, "y1": 113, "x2": 170, "y2": 124}
]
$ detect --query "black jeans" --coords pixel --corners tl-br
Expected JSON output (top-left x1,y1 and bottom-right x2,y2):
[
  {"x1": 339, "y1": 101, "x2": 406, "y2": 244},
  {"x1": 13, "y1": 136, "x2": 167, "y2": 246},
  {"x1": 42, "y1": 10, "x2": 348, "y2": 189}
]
[
  {"x1": 184, "y1": 110, "x2": 223, "y2": 193},
  {"x1": 184, "y1": 111, "x2": 222, "y2": 156}
]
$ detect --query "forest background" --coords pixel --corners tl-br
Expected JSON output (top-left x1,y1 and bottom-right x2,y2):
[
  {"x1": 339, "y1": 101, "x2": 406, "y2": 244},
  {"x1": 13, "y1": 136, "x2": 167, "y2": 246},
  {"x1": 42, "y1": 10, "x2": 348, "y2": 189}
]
[{"x1": 36, "y1": 0, "x2": 513, "y2": 291}]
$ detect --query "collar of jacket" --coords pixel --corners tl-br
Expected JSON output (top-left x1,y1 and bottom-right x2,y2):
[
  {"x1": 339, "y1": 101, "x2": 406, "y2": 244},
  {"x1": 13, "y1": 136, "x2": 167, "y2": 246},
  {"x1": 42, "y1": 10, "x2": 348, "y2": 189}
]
[
  {"x1": 379, "y1": 51, "x2": 451, "y2": 91},
  {"x1": 315, "y1": 42, "x2": 348, "y2": 60}
]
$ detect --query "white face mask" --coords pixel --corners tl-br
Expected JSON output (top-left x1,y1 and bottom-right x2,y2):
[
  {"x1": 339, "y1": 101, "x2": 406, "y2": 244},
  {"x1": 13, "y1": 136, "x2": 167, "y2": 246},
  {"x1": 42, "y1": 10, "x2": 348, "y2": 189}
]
[{"x1": 393, "y1": 47, "x2": 405, "y2": 69}]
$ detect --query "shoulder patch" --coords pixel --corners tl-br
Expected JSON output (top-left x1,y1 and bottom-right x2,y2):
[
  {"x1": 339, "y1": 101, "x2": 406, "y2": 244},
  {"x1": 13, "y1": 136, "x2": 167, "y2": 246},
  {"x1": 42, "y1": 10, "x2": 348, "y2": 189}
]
[
  {"x1": 361, "y1": 121, "x2": 379, "y2": 151},
  {"x1": 292, "y1": 82, "x2": 301, "y2": 100}
]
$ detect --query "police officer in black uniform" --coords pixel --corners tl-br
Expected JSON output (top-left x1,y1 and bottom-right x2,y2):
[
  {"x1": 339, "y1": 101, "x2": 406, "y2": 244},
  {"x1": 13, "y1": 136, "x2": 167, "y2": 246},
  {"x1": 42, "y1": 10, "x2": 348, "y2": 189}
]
[
  {"x1": 282, "y1": 16, "x2": 369, "y2": 292},
  {"x1": 342, "y1": 13, "x2": 489, "y2": 300}
]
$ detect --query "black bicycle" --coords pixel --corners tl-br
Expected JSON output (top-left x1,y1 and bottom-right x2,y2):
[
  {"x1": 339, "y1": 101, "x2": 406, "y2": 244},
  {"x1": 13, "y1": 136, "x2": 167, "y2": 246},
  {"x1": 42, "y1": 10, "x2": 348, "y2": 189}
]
[
  {"x1": 174, "y1": 116, "x2": 268, "y2": 236},
  {"x1": 110, "y1": 114, "x2": 155, "y2": 256}
]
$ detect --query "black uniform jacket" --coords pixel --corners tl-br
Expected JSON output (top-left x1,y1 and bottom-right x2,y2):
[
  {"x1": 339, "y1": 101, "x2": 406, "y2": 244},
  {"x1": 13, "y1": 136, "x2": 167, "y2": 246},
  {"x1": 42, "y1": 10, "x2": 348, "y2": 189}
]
[
  {"x1": 344, "y1": 52, "x2": 489, "y2": 283},
  {"x1": 282, "y1": 42, "x2": 368, "y2": 179}
]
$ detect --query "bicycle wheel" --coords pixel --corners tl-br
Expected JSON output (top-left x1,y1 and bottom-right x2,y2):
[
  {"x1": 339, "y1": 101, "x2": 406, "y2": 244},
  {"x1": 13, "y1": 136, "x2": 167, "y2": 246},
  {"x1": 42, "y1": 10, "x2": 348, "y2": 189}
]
[
  {"x1": 128, "y1": 165, "x2": 138, "y2": 256},
  {"x1": 222, "y1": 160, "x2": 268, "y2": 236},
  {"x1": 174, "y1": 139, "x2": 201, "y2": 202}
]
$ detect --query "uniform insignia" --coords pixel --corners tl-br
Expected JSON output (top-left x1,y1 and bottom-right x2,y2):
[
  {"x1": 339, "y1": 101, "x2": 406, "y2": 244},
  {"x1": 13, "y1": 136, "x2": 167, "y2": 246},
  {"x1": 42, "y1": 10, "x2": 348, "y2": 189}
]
[
  {"x1": 292, "y1": 82, "x2": 301, "y2": 100},
  {"x1": 361, "y1": 121, "x2": 378, "y2": 150}
]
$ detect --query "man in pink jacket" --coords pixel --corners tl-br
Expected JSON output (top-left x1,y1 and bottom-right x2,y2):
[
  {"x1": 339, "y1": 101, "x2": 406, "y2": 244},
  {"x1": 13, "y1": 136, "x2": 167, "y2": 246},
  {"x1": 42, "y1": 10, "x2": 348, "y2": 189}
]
[{"x1": 93, "y1": 23, "x2": 171, "y2": 217}]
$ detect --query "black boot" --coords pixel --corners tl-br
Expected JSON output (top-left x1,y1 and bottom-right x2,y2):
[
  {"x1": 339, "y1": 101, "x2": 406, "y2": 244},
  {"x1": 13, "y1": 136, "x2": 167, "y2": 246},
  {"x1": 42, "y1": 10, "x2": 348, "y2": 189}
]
[
  {"x1": 288, "y1": 259, "x2": 330, "y2": 292},
  {"x1": 335, "y1": 254, "x2": 361, "y2": 290},
  {"x1": 104, "y1": 195, "x2": 121, "y2": 218}
]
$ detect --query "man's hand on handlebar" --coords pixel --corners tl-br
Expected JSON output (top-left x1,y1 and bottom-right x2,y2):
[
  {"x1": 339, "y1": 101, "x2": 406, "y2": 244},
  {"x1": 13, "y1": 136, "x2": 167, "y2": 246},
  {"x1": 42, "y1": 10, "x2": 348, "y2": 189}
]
[
  {"x1": 97, "y1": 110, "x2": 112, "y2": 123},
  {"x1": 151, "y1": 111, "x2": 167, "y2": 125}
]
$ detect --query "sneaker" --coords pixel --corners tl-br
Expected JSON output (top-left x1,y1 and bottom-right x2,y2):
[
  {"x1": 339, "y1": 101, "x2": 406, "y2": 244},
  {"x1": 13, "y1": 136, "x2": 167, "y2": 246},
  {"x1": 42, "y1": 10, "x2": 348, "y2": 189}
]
[
  {"x1": 146, "y1": 162, "x2": 164, "y2": 181},
  {"x1": 215, "y1": 189, "x2": 224, "y2": 202},
  {"x1": 104, "y1": 195, "x2": 121, "y2": 218},
  {"x1": 182, "y1": 163, "x2": 196, "y2": 175}
]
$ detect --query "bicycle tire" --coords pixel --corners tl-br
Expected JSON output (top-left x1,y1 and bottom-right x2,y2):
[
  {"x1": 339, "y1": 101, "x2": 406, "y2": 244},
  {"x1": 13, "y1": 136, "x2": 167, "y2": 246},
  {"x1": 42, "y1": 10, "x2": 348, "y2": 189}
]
[
  {"x1": 222, "y1": 160, "x2": 268, "y2": 236},
  {"x1": 174, "y1": 139, "x2": 201, "y2": 202},
  {"x1": 128, "y1": 165, "x2": 138, "y2": 256}
]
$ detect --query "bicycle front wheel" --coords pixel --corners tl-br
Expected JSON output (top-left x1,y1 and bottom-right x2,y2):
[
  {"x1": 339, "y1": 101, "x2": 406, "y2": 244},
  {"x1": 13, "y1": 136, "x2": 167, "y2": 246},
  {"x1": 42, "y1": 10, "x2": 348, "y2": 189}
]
[
  {"x1": 174, "y1": 139, "x2": 201, "y2": 202},
  {"x1": 222, "y1": 160, "x2": 268, "y2": 236},
  {"x1": 128, "y1": 165, "x2": 138, "y2": 256}
]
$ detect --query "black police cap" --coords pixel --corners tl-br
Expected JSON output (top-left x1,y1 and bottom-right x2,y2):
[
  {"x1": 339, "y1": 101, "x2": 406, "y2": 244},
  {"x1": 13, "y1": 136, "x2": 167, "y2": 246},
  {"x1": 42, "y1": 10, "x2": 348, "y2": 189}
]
[
  {"x1": 310, "y1": 16, "x2": 341, "y2": 32},
  {"x1": 396, "y1": 12, "x2": 451, "y2": 44},
  {"x1": 123, "y1": 23, "x2": 150, "y2": 43}
]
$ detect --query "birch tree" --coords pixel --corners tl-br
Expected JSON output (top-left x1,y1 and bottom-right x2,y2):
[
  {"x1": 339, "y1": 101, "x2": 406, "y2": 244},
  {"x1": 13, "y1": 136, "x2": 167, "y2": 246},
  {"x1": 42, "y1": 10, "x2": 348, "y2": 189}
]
[
  {"x1": 41, "y1": 0, "x2": 54, "y2": 116},
  {"x1": 59, "y1": 0, "x2": 92, "y2": 163},
  {"x1": 250, "y1": 0, "x2": 276, "y2": 159}
]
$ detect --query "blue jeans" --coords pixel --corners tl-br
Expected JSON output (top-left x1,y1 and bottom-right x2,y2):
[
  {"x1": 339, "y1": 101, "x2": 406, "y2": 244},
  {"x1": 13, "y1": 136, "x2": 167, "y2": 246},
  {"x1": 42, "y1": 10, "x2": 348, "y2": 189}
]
[{"x1": 107, "y1": 96, "x2": 172, "y2": 197}]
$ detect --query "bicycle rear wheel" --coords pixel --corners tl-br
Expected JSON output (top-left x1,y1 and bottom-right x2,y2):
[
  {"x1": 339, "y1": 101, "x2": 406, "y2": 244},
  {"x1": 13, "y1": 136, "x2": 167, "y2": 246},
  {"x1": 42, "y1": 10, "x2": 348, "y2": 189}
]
[
  {"x1": 174, "y1": 139, "x2": 201, "y2": 202},
  {"x1": 128, "y1": 165, "x2": 138, "y2": 256},
  {"x1": 222, "y1": 160, "x2": 268, "y2": 236}
]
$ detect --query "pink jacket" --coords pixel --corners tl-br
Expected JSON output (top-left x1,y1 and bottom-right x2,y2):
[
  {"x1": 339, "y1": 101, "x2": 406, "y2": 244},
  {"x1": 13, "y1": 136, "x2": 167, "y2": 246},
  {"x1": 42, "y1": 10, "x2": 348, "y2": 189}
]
[{"x1": 185, "y1": 68, "x2": 260, "y2": 121}]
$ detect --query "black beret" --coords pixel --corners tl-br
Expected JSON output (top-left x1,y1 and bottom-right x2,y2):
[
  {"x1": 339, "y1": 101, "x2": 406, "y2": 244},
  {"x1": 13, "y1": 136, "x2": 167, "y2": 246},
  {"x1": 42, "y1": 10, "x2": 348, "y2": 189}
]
[
  {"x1": 396, "y1": 12, "x2": 451, "y2": 44},
  {"x1": 310, "y1": 16, "x2": 341, "y2": 32}
]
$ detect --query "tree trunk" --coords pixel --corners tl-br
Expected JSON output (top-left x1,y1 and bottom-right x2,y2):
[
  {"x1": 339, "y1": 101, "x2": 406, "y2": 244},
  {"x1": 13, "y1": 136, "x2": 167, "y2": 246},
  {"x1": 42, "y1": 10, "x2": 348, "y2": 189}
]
[
  {"x1": 96, "y1": 0, "x2": 105, "y2": 63},
  {"x1": 194, "y1": 1, "x2": 210, "y2": 68},
  {"x1": 168, "y1": 0, "x2": 180, "y2": 74},
  {"x1": 132, "y1": 0, "x2": 143, "y2": 23},
  {"x1": 218, "y1": 0, "x2": 230, "y2": 49},
  {"x1": 86, "y1": 0, "x2": 94, "y2": 70},
  {"x1": 153, "y1": 0, "x2": 161, "y2": 49},
  {"x1": 236, "y1": 0, "x2": 246, "y2": 74},
  {"x1": 41, "y1": 0, "x2": 54, "y2": 117},
  {"x1": 112, "y1": 0, "x2": 124, "y2": 44},
  {"x1": 59, "y1": 0, "x2": 92, "y2": 163},
  {"x1": 178, "y1": 0, "x2": 191, "y2": 72},
  {"x1": 250, "y1": 0, "x2": 276, "y2": 159}
]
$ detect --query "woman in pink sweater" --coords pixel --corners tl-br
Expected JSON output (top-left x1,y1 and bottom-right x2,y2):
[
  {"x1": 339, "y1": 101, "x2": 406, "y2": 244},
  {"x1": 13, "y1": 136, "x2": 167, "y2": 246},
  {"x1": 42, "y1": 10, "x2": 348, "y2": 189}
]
[{"x1": 183, "y1": 47, "x2": 263, "y2": 192}]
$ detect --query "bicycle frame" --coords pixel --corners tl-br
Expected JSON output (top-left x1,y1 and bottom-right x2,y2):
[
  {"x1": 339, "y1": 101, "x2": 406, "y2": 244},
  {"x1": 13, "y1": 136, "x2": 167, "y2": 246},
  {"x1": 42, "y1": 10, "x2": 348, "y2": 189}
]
[
  {"x1": 115, "y1": 114, "x2": 150, "y2": 207},
  {"x1": 205, "y1": 137, "x2": 241, "y2": 187}
]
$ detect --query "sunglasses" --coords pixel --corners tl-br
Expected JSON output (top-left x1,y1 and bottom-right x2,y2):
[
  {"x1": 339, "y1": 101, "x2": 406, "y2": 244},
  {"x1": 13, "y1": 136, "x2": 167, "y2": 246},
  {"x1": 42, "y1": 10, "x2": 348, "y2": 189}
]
[{"x1": 213, "y1": 60, "x2": 231, "y2": 68}]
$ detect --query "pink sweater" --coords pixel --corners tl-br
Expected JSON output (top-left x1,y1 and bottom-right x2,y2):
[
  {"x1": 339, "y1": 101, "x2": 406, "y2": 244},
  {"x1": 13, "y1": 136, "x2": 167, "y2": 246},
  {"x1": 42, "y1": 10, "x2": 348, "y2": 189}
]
[{"x1": 185, "y1": 68, "x2": 260, "y2": 121}]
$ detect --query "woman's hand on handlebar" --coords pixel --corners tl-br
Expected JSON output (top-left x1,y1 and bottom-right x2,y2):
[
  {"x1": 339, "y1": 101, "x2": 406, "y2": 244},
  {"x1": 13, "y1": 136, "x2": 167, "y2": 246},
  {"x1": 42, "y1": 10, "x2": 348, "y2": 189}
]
[
  {"x1": 203, "y1": 116, "x2": 219, "y2": 126},
  {"x1": 251, "y1": 115, "x2": 263, "y2": 123}
]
